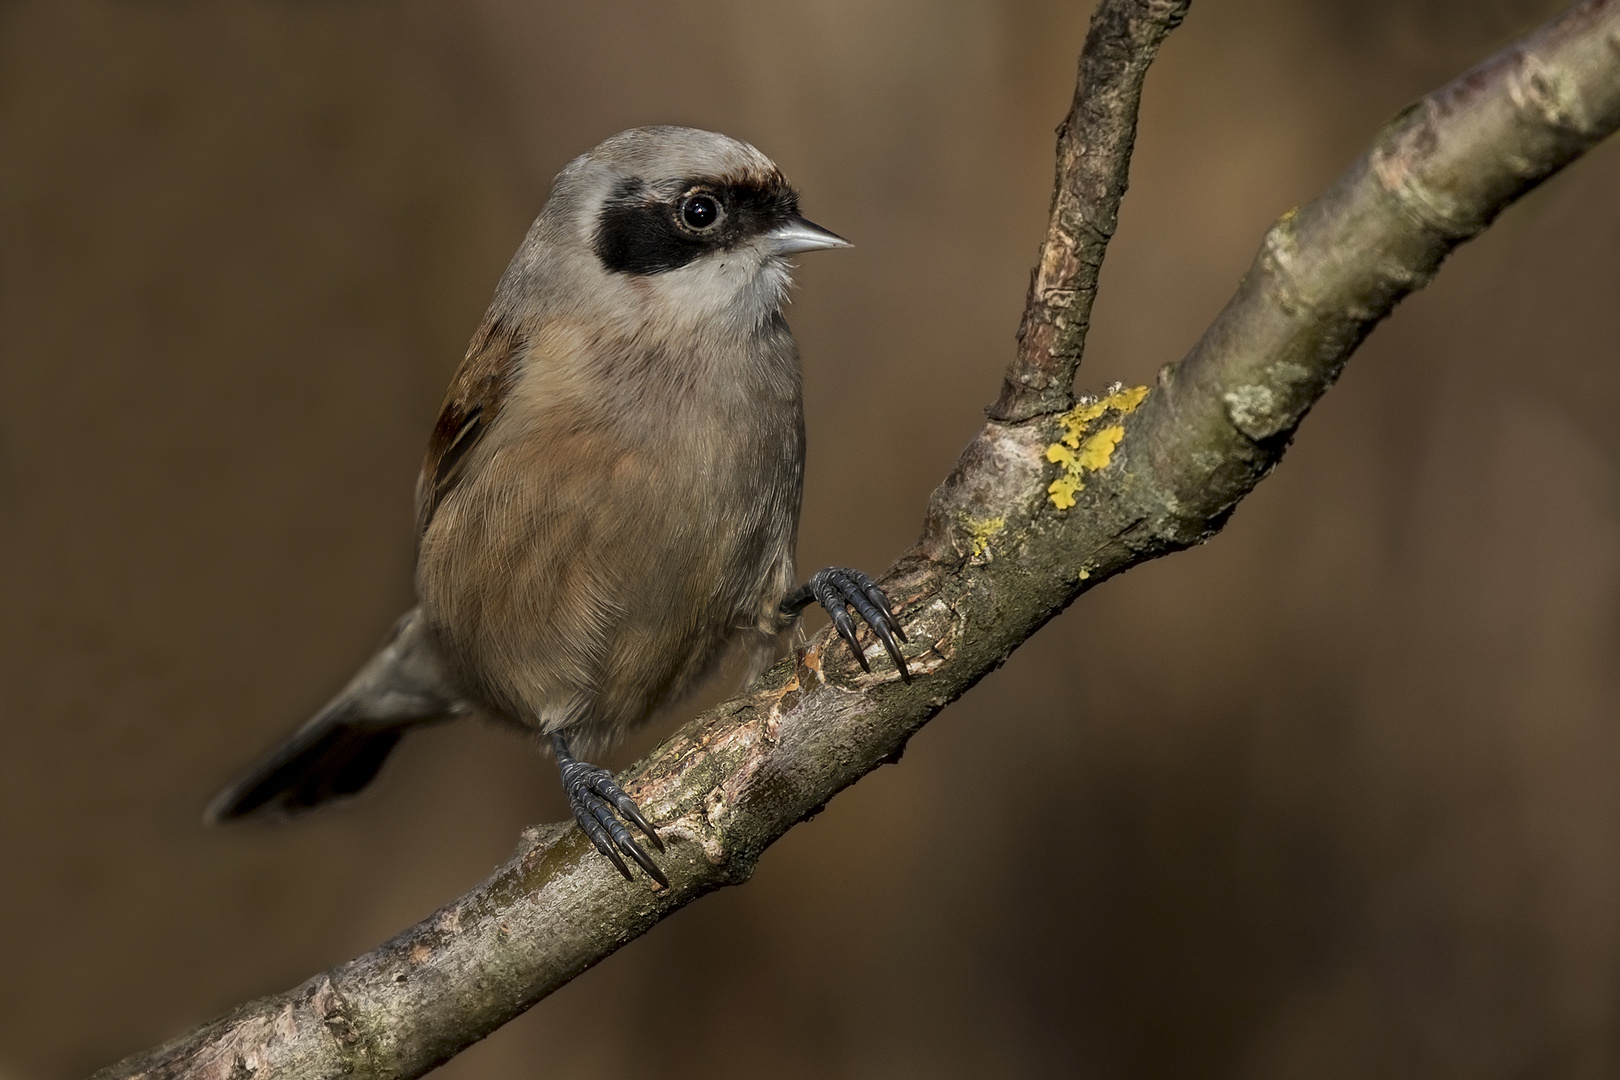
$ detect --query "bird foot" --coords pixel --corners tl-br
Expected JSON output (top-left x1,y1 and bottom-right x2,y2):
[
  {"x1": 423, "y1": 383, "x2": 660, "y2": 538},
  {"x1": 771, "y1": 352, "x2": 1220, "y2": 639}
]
[
  {"x1": 783, "y1": 566, "x2": 910, "y2": 680},
  {"x1": 552, "y1": 735, "x2": 668, "y2": 888}
]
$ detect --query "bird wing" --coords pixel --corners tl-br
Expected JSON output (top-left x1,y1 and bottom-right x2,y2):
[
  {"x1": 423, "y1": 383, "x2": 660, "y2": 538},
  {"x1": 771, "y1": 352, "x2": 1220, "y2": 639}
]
[{"x1": 416, "y1": 313, "x2": 527, "y2": 536}]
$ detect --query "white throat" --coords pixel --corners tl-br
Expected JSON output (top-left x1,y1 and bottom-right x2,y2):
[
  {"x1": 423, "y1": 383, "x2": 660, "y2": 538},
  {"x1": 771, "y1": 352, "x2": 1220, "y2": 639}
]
[{"x1": 638, "y1": 246, "x2": 794, "y2": 339}]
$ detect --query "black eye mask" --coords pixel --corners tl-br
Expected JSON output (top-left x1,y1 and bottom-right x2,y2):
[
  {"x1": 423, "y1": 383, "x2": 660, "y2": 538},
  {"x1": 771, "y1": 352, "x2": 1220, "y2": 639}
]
[{"x1": 593, "y1": 174, "x2": 799, "y2": 276}]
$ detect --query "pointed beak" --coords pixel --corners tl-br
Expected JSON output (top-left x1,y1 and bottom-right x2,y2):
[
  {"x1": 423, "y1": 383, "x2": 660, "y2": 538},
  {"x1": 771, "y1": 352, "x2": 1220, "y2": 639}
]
[{"x1": 765, "y1": 214, "x2": 852, "y2": 255}]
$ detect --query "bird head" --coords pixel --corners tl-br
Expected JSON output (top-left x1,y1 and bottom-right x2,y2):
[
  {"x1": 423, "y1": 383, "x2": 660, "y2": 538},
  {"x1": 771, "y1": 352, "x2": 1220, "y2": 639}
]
[{"x1": 530, "y1": 126, "x2": 849, "y2": 337}]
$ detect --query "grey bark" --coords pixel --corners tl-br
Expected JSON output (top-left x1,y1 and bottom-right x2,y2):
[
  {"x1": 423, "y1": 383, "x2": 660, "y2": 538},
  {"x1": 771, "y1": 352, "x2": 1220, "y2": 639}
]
[{"x1": 92, "y1": 0, "x2": 1620, "y2": 1077}]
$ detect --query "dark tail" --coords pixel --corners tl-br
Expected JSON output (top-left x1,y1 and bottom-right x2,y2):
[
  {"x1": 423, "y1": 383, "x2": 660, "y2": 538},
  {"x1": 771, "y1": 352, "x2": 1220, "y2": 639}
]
[
  {"x1": 205, "y1": 709, "x2": 407, "y2": 819},
  {"x1": 206, "y1": 609, "x2": 469, "y2": 822}
]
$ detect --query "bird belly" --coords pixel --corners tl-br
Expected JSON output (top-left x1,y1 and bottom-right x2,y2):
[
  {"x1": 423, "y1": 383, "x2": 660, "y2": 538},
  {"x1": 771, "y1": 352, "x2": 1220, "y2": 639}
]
[{"x1": 415, "y1": 411, "x2": 798, "y2": 752}]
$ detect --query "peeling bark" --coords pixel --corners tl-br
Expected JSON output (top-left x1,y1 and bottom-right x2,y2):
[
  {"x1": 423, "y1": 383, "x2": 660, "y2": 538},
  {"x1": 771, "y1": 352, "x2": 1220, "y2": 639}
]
[{"x1": 92, "y1": 1, "x2": 1620, "y2": 1077}]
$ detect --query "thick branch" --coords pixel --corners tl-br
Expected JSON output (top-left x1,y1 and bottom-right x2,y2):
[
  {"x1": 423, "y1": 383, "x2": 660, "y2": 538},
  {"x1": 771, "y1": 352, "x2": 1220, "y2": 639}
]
[{"x1": 95, "y1": 1, "x2": 1620, "y2": 1077}]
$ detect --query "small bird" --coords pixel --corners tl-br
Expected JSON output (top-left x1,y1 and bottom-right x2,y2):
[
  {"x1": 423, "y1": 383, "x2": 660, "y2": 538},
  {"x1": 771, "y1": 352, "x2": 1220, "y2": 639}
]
[{"x1": 207, "y1": 126, "x2": 909, "y2": 888}]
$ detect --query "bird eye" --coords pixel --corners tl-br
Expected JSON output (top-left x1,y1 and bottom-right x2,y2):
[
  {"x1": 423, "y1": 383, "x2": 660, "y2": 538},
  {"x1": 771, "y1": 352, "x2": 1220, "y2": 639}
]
[{"x1": 680, "y1": 193, "x2": 720, "y2": 231}]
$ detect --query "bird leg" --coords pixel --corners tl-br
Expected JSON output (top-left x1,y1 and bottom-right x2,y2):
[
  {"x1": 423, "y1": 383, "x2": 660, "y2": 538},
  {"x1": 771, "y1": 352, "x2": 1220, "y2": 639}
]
[
  {"x1": 782, "y1": 567, "x2": 910, "y2": 680},
  {"x1": 551, "y1": 734, "x2": 668, "y2": 888}
]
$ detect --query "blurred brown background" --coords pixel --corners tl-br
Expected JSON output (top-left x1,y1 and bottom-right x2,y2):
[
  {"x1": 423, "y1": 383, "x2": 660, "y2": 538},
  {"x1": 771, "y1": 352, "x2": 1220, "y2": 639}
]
[{"x1": 3, "y1": 0, "x2": 1619, "y2": 1076}]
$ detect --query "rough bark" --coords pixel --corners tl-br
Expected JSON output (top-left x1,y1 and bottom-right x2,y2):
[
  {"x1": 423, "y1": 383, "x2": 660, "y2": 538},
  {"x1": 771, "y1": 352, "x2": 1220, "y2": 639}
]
[
  {"x1": 991, "y1": 0, "x2": 1191, "y2": 421},
  {"x1": 93, "y1": 0, "x2": 1620, "y2": 1077}
]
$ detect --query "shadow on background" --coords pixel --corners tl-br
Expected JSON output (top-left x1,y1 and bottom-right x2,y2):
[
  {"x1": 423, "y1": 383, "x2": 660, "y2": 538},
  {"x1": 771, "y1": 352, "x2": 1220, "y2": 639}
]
[{"x1": 3, "y1": 0, "x2": 1619, "y2": 1076}]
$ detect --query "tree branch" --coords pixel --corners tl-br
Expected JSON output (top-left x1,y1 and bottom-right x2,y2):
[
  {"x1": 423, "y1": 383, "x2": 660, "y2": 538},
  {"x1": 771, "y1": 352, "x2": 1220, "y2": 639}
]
[
  {"x1": 94, "y1": 1, "x2": 1620, "y2": 1077},
  {"x1": 992, "y1": 0, "x2": 1190, "y2": 421}
]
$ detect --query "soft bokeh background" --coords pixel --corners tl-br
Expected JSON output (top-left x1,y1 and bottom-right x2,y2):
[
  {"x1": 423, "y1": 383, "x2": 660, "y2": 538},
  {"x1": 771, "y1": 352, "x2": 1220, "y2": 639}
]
[{"x1": 4, "y1": 0, "x2": 1619, "y2": 1076}]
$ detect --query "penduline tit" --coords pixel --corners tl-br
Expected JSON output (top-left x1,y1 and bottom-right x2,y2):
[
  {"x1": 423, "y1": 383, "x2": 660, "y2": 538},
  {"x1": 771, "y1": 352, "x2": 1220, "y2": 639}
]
[{"x1": 207, "y1": 127, "x2": 909, "y2": 888}]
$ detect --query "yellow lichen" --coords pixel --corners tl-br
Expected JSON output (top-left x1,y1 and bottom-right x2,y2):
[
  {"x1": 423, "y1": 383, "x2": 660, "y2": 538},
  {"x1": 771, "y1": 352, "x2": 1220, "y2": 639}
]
[
  {"x1": 1078, "y1": 568, "x2": 1091, "y2": 581},
  {"x1": 1076, "y1": 425, "x2": 1125, "y2": 470},
  {"x1": 963, "y1": 514, "x2": 1007, "y2": 561},
  {"x1": 1044, "y1": 385, "x2": 1149, "y2": 510},
  {"x1": 1108, "y1": 383, "x2": 1150, "y2": 413},
  {"x1": 1048, "y1": 475, "x2": 1082, "y2": 510},
  {"x1": 1056, "y1": 402, "x2": 1108, "y2": 449}
]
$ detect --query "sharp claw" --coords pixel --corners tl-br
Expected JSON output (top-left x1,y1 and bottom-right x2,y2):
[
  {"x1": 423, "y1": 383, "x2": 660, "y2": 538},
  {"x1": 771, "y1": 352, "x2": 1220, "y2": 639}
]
[
  {"x1": 841, "y1": 628, "x2": 871, "y2": 671},
  {"x1": 592, "y1": 774, "x2": 660, "y2": 840},
  {"x1": 556, "y1": 740, "x2": 668, "y2": 885},
  {"x1": 579, "y1": 813, "x2": 633, "y2": 880},
  {"x1": 828, "y1": 609, "x2": 869, "y2": 671},
  {"x1": 611, "y1": 791, "x2": 665, "y2": 852},
  {"x1": 574, "y1": 806, "x2": 610, "y2": 852},
  {"x1": 872, "y1": 621, "x2": 910, "y2": 681},
  {"x1": 854, "y1": 576, "x2": 907, "y2": 645},
  {"x1": 864, "y1": 586, "x2": 907, "y2": 642},
  {"x1": 803, "y1": 566, "x2": 918, "y2": 677},
  {"x1": 588, "y1": 800, "x2": 653, "y2": 884},
  {"x1": 619, "y1": 836, "x2": 671, "y2": 889},
  {"x1": 839, "y1": 580, "x2": 908, "y2": 679},
  {"x1": 579, "y1": 800, "x2": 617, "y2": 847}
]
